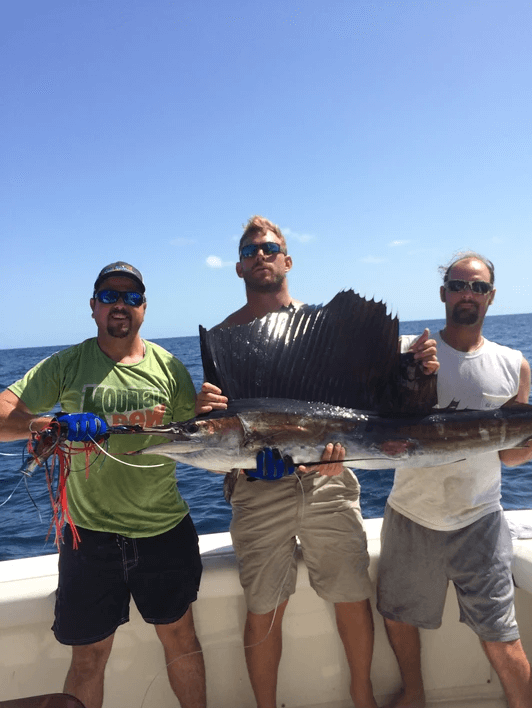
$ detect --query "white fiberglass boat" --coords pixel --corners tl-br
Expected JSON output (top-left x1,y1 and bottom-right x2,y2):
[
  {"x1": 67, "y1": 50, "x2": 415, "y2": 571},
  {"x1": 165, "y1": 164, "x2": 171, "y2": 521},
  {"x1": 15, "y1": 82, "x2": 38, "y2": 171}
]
[{"x1": 2, "y1": 510, "x2": 532, "y2": 708}]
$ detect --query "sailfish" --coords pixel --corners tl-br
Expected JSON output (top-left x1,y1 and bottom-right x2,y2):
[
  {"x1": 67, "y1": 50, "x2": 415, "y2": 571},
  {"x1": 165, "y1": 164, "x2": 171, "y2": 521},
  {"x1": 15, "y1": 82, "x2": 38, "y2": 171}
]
[{"x1": 133, "y1": 290, "x2": 532, "y2": 478}]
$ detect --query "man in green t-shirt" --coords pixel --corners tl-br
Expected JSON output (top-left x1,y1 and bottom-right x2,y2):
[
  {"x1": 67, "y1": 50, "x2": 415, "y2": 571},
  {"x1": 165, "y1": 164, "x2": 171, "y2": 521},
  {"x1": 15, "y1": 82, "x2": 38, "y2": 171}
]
[{"x1": 0, "y1": 261, "x2": 206, "y2": 708}]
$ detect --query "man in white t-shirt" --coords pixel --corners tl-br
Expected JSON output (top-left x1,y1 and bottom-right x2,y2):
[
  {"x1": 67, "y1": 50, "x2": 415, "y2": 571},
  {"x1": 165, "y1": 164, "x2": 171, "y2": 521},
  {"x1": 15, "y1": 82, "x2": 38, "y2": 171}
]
[{"x1": 377, "y1": 252, "x2": 532, "y2": 708}]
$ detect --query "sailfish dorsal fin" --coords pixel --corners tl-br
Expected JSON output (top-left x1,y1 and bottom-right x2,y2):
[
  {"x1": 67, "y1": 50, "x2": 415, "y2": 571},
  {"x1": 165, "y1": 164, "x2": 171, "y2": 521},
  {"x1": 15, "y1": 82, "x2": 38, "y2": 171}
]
[{"x1": 200, "y1": 289, "x2": 437, "y2": 415}]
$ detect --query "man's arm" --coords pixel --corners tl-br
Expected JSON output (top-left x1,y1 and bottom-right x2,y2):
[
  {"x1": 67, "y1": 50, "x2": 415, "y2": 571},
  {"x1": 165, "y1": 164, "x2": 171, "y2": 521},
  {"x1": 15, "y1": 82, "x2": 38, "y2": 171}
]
[
  {"x1": 0, "y1": 389, "x2": 53, "y2": 442},
  {"x1": 499, "y1": 356, "x2": 532, "y2": 467},
  {"x1": 0, "y1": 389, "x2": 107, "y2": 444}
]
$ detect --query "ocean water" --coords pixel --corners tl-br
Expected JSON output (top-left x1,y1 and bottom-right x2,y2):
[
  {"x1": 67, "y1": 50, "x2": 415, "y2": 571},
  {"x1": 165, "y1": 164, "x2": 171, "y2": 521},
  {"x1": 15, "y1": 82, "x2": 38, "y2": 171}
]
[{"x1": 1, "y1": 312, "x2": 532, "y2": 561}]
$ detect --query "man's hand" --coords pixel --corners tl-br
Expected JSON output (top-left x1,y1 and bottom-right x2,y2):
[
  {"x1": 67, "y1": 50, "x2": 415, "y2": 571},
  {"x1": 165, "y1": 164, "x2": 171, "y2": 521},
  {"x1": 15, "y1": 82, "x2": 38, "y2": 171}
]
[
  {"x1": 408, "y1": 328, "x2": 439, "y2": 375},
  {"x1": 246, "y1": 447, "x2": 295, "y2": 480},
  {"x1": 56, "y1": 412, "x2": 108, "y2": 442},
  {"x1": 195, "y1": 382, "x2": 228, "y2": 416},
  {"x1": 298, "y1": 442, "x2": 346, "y2": 476}
]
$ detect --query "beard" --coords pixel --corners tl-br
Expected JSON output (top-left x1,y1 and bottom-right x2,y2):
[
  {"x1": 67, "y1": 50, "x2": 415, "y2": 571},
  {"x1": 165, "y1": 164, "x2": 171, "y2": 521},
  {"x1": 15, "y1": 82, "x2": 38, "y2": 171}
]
[
  {"x1": 242, "y1": 270, "x2": 285, "y2": 294},
  {"x1": 106, "y1": 311, "x2": 132, "y2": 338},
  {"x1": 451, "y1": 302, "x2": 479, "y2": 325}
]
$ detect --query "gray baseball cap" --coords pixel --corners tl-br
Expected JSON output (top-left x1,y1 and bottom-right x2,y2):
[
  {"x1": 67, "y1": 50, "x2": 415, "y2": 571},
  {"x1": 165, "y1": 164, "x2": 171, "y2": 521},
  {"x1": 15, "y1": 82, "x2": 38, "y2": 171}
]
[{"x1": 93, "y1": 261, "x2": 145, "y2": 294}]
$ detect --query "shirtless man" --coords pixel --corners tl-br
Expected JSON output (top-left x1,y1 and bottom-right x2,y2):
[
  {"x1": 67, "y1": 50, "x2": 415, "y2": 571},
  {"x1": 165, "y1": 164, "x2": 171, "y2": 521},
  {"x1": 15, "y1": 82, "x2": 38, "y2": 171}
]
[{"x1": 197, "y1": 216, "x2": 438, "y2": 708}]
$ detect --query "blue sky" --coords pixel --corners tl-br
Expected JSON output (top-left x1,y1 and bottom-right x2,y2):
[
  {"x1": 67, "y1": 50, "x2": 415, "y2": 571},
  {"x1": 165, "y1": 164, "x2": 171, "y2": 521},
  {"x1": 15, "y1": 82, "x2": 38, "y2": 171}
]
[{"x1": 2, "y1": 0, "x2": 531, "y2": 349}]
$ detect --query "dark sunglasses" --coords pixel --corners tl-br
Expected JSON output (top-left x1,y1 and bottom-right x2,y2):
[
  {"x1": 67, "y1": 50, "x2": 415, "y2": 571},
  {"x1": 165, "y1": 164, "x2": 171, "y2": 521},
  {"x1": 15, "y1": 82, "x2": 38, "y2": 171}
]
[
  {"x1": 95, "y1": 289, "x2": 145, "y2": 307},
  {"x1": 443, "y1": 279, "x2": 493, "y2": 295},
  {"x1": 240, "y1": 242, "x2": 286, "y2": 259}
]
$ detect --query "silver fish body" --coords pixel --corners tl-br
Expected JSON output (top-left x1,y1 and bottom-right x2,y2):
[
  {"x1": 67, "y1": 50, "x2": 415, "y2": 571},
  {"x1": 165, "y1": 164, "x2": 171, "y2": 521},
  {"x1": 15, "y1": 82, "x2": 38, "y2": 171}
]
[{"x1": 137, "y1": 398, "x2": 532, "y2": 473}]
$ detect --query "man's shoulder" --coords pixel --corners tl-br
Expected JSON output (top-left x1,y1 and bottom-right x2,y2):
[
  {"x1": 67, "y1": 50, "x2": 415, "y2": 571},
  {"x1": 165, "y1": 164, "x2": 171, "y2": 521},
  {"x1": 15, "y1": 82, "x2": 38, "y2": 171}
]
[
  {"x1": 38, "y1": 339, "x2": 96, "y2": 365},
  {"x1": 70, "y1": 338, "x2": 97, "y2": 352},
  {"x1": 144, "y1": 339, "x2": 179, "y2": 362},
  {"x1": 144, "y1": 339, "x2": 169, "y2": 354},
  {"x1": 215, "y1": 307, "x2": 250, "y2": 328},
  {"x1": 8, "y1": 340, "x2": 95, "y2": 395},
  {"x1": 143, "y1": 340, "x2": 190, "y2": 373},
  {"x1": 482, "y1": 337, "x2": 522, "y2": 358}
]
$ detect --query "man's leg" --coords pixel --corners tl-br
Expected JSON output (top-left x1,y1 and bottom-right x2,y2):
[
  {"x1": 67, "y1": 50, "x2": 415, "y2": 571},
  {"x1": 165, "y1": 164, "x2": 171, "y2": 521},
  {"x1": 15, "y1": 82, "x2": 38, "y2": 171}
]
[
  {"x1": 383, "y1": 618, "x2": 426, "y2": 708},
  {"x1": 63, "y1": 634, "x2": 115, "y2": 708},
  {"x1": 335, "y1": 599, "x2": 378, "y2": 708},
  {"x1": 244, "y1": 600, "x2": 288, "y2": 708},
  {"x1": 155, "y1": 606, "x2": 206, "y2": 708},
  {"x1": 482, "y1": 638, "x2": 532, "y2": 708},
  {"x1": 452, "y1": 513, "x2": 530, "y2": 707}
]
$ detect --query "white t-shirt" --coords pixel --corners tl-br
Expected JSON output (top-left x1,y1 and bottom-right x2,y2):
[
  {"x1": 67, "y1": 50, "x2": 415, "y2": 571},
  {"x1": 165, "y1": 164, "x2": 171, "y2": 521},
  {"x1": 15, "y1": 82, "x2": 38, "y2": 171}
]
[{"x1": 387, "y1": 332, "x2": 522, "y2": 531}]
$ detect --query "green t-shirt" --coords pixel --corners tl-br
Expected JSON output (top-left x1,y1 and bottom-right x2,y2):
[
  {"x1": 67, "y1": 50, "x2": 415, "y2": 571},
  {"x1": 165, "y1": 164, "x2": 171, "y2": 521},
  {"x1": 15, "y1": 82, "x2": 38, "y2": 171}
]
[{"x1": 9, "y1": 338, "x2": 196, "y2": 537}]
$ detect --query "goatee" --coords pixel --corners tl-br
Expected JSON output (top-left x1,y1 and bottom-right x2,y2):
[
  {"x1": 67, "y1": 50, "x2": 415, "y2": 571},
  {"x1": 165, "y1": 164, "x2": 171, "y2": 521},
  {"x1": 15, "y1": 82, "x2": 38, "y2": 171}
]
[
  {"x1": 107, "y1": 313, "x2": 131, "y2": 338},
  {"x1": 452, "y1": 304, "x2": 479, "y2": 325}
]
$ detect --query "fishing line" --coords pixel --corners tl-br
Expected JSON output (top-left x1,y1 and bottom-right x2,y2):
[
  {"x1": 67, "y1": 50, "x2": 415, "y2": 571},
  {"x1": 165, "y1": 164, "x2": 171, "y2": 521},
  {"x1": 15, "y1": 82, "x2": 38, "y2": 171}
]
[
  {"x1": 242, "y1": 470, "x2": 307, "y2": 648},
  {"x1": 0, "y1": 475, "x2": 25, "y2": 506},
  {"x1": 88, "y1": 436, "x2": 166, "y2": 468},
  {"x1": 1, "y1": 472, "x2": 42, "y2": 530},
  {"x1": 0, "y1": 446, "x2": 27, "y2": 506},
  {"x1": 81, "y1": 441, "x2": 109, "y2": 476},
  {"x1": 139, "y1": 471, "x2": 308, "y2": 708},
  {"x1": 1, "y1": 442, "x2": 48, "y2": 514},
  {"x1": 23, "y1": 473, "x2": 43, "y2": 521},
  {"x1": 1, "y1": 470, "x2": 43, "y2": 521}
]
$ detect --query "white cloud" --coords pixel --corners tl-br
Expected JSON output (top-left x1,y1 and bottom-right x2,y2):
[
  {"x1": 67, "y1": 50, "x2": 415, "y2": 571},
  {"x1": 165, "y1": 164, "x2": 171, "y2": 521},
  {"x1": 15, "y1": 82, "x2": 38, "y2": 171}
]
[
  {"x1": 206, "y1": 255, "x2": 234, "y2": 268},
  {"x1": 283, "y1": 227, "x2": 316, "y2": 244},
  {"x1": 389, "y1": 240, "x2": 410, "y2": 247},
  {"x1": 361, "y1": 255, "x2": 386, "y2": 264}
]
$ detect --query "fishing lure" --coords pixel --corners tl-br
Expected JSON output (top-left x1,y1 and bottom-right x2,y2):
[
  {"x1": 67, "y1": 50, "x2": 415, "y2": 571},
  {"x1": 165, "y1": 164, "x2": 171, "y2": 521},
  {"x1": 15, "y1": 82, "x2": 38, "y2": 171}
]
[
  {"x1": 23, "y1": 420, "x2": 143, "y2": 548},
  {"x1": 23, "y1": 420, "x2": 95, "y2": 548}
]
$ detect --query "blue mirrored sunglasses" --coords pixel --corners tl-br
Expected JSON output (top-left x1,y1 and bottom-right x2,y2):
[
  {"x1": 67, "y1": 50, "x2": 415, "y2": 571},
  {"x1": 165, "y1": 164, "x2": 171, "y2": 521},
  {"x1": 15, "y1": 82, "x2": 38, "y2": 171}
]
[
  {"x1": 95, "y1": 289, "x2": 145, "y2": 307},
  {"x1": 240, "y1": 242, "x2": 285, "y2": 259},
  {"x1": 444, "y1": 279, "x2": 493, "y2": 295}
]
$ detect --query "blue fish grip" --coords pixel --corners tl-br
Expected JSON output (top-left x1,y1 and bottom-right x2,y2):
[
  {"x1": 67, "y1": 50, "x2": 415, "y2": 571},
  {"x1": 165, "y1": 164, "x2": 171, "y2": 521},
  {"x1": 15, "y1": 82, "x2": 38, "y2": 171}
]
[
  {"x1": 245, "y1": 447, "x2": 296, "y2": 481},
  {"x1": 55, "y1": 412, "x2": 109, "y2": 442}
]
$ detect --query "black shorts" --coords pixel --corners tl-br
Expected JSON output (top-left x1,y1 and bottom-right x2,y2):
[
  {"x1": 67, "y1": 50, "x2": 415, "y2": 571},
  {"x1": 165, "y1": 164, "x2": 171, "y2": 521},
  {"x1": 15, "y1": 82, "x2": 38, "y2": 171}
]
[{"x1": 52, "y1": 515, "x2": 203, "y2": 645}]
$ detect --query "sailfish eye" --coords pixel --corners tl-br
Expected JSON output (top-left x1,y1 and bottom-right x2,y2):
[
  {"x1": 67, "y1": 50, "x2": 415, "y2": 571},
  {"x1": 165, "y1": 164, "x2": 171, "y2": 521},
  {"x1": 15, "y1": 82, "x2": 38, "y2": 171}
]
[{"x1": 185, "y1": 423, "x2": 199, "y2": 434}]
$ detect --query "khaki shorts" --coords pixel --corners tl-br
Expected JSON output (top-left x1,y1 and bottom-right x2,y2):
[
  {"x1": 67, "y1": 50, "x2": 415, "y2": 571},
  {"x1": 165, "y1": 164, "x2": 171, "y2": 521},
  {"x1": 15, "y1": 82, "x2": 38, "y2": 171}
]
[
  {"x1": 230, "y1": 469, "x2": 372, "y2": 614},
  {"x1": 377, "y1": 505, "x2": 519, "y2": 642}
]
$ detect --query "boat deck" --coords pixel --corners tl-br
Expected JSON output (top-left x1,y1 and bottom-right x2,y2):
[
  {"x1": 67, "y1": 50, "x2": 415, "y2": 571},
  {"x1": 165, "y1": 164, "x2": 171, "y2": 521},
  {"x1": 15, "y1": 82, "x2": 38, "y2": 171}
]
[{"x1": 2, "y1": 511, "x2": 532, "y2": 707}]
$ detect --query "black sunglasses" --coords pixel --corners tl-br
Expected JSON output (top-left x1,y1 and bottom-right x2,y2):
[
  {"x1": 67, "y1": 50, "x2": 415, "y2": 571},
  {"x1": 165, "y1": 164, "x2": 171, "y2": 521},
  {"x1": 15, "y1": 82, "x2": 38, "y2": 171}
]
[
  {"x1": 240, "y1": 242, "x2": 286, "y2": 259},
  {"x1": 443, "y1": 280, "x2": 493, "y2": 295},
  {"x1": 95, "y1": 289, "x2": 145, "y2": 307}
]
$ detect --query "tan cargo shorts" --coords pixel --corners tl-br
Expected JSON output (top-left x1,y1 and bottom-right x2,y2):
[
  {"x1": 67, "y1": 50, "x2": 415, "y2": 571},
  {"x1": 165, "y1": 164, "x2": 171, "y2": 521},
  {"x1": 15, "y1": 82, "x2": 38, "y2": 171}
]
[{"x1": 230, "y1": 468, "x2": 372, "y2": 614}]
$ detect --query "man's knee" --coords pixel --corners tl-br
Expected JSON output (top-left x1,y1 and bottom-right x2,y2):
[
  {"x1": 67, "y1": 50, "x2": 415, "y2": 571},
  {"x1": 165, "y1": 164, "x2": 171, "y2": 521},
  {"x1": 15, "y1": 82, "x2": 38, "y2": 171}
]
[
  {"x1": 70, "y1": 635, "x2": 115, "y2": 674},
  {"x1": 156, "y1": 607, "x2": 200, "y2": 650}
]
